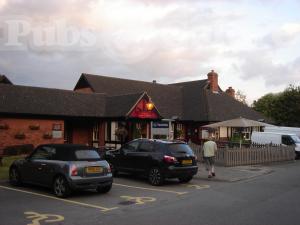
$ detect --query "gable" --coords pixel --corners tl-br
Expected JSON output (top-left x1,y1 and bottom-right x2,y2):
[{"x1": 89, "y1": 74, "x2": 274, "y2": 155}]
[{"x1": 127, "y1": 94, "x2": 161, "y2": 119}]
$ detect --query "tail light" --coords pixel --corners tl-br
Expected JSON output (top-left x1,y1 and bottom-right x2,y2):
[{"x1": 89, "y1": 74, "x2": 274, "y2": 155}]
[
  {"x1": 107, "y1": 164, "x2": 112, "y2": 173},
  {"x1": 163, "y1": 155, "x2": 178, "y2": 163},
  {"x1": 70, "y1": 164, "x2": 78, "y2": 176}
]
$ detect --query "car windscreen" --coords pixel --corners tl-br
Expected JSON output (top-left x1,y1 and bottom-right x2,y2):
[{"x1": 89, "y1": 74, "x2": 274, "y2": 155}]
[
  {"x1": 167, "y1": 144, "x2": 195, "y2": 155},
  {"x1": 74, "y1": 150, "x2": 101, "y2": 161},
  {"x1": 291, "y1": 136, "x2": 300, "y2": 143}
]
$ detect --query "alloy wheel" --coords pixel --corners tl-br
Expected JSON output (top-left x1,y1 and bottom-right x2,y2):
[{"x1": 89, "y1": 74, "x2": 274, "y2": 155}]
[
  {"x1": 53, "y1": 176, "x2": 69, "y2": 197},
  {"x1": 149, "y1": 168, "x2": 163, "y2": 186}
]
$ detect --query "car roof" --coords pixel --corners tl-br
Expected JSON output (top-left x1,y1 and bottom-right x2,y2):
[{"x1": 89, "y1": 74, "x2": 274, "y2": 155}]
[
  {"x1": 131, "y1": 138, "x2": 186, "y2": 144},
  {"x1": 38, "y1": 144, "x2": 95, "y2": 150}
]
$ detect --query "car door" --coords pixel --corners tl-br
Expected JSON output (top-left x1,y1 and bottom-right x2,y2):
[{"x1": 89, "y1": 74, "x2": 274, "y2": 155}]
[
  {"x1": 36, "y1": 146, "x2": 57, "y2": 187},
  {"x1": 132, "y1": 140, "x2": 154, "y2": 173},
  {"x1": 21, "y1": 146, "x2": 53, "y2": 185},
  {"x1": 118, "y1": 140, "x2": 140, "y2": 172}
]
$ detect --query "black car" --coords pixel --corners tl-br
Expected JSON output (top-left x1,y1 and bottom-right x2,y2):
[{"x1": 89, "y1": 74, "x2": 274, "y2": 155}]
[
  {"x1": 9, "y1": 144, "x2": 113, "y2": 197},
  {"x1": 105, "y1": 139, "x2": 198, "y2": 186}
]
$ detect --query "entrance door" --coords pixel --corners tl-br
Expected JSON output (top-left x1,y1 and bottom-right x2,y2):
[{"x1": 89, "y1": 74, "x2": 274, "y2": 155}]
[{"x1": 132, "y1": 122, "x2": 149, "y2": 139}]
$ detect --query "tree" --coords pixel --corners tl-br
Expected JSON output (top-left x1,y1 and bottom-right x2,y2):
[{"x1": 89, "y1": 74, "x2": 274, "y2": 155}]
[
  {"x1": 253, "y1": 85, "x2": 300, "y2": 127},
  {"x1": 235, "y1": 90, "x2": 247, "y2": 105}
]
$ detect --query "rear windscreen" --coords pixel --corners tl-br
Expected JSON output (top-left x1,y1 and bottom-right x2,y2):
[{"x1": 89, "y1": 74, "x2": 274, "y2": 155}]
[
  {"x1": 168, "y1": 144, "x2": 194, "y2": 155},
  {"x1": 74, "y1": 150, "x2": 101, "y2": 160}
]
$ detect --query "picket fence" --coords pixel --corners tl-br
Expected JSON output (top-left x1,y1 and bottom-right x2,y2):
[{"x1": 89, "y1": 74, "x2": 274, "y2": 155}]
[{"x1": 189, "y1": 142, "x2": 295, "y2": 167}]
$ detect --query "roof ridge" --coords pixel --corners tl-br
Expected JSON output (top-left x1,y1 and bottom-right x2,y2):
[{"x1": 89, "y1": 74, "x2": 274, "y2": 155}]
[
  {"x1": 0, "y1": 83, "x2": 106, "y2": 96},
  {"x1": 106, "y1": 91, "x2": 145, "y2": 98},
  {"x1": 169, "y1": 79, "x2": 208, "y2": 86},
  {"x1": 82, "y1": 73, "x2": 172, "y2": 87}
]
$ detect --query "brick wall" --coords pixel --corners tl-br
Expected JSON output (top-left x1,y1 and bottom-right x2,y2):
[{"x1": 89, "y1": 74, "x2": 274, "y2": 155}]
[{"x1": 0, "y1": 118, "x2": 65, "y2": 150}]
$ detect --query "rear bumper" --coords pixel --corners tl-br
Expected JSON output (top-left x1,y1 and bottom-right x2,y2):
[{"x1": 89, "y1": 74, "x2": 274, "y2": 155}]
[
  {"x1": 164, "y1": 165, "x2": 198, "y2": 178},
  {"x1": 68, "y1": 173, "x2": 113, "y2": 190}
]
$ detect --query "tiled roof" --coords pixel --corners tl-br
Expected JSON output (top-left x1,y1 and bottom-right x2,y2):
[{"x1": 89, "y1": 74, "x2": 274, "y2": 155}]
[
  {"x1": 76, "y1": 74, "x2": 183, "y2": 119},
  {"x1": 0, "y1": 84, "x2": 106, "y2": 117},
  {"x1": 0, "y1": 75, "x2": 13, "y2": 85}
]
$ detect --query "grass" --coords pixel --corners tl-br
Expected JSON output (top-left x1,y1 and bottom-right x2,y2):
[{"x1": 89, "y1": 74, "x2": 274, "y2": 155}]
[{"x1": 0, "y1": 155, "x2": 25, "y2": 180}]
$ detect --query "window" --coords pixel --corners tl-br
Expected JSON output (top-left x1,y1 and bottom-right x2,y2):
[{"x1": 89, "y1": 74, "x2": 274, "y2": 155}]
[
  {"x1": 31, "y1": 146, "x2": 56, "y2": 160},
  {"x1": 123, "y1": 141, "x2": 139, "y2": 152},
  {"x1": 75, "y1": 150, "x2": 101, "y2": 161},
  {"x1": 282, "y1": 135, "x2": 294, "y2": 145},
  {"x1": 93, "y1": 123, "x2": 99, "y2": 147},
  {"x1": 167, "y1": 144, "x2": 194, "y2": 155},
  {"x1": 139, "y1": 141, "x2": 153, "y2": 152}
]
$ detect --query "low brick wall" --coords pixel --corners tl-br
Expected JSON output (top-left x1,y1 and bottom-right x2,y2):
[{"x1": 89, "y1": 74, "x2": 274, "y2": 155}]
[{"x1": 0, "y1": 118, "x2": 65, "y2": 151}]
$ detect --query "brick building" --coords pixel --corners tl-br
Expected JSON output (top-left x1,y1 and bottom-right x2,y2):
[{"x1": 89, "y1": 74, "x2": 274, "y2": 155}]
[{"x1": 0, "y1": 71, "x2": 266, "y2": 151}]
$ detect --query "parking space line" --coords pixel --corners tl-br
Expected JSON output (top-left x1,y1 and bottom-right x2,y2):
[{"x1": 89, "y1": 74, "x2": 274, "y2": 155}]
[
  {"x1": 0, "y1": 185, "x2": 118, "y2": 212},
  {"x1": 113, "y1": 183, "x2": 188, "y2": 195}
]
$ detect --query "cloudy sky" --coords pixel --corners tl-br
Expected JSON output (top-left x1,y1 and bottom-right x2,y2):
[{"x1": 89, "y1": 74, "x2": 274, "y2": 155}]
[{"x1": 0, "y1": 0, "x2": 300, "y2": 103}]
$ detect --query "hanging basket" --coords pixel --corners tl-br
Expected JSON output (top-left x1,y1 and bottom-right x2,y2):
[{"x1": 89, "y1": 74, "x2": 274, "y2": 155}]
[
  {"x1": 29, "y1": 124, "x2": 40, "y2": 130},
  {"x1": 0, "y1": 124, "x2": 9, "y2": 130},
  {"x1": 15, "y1": 132, "x2": 25, "y2": 139},
  {"x1": 43, "y1": 133, "x2": 53, "y2": 139}
]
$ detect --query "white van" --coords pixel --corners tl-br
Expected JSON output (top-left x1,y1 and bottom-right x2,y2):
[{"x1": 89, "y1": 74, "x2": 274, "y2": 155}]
[
  {"x1": 251, "y1": 132, "x2": 300, "y2": 157},
  {"x1": 264, "y1": 126, "x2": 300, "y2": 138}
]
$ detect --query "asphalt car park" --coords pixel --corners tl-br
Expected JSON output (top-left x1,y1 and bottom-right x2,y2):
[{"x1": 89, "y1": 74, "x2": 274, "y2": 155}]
[{"x1": 0, "y1": 174, "x2": 213, "y2": 225}]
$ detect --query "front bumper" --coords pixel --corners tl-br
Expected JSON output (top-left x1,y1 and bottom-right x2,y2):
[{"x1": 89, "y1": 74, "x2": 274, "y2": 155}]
[
  {"x1": 68, "y1": 173, "x2": 113, "y2": 190},
  {"x1": 164, "y1": 165, "x2": 198, "y2": 178}
]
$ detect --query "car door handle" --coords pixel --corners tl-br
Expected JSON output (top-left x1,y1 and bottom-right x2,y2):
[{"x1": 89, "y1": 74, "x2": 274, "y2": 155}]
[{"x1": 41, "y1": 163, "x2": 47, "y2": 166}]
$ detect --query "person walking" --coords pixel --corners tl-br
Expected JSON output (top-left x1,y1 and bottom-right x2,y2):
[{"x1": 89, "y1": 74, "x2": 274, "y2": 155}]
[{"x1": 203, "y1": 137, "x2": 217, "y2": 178}]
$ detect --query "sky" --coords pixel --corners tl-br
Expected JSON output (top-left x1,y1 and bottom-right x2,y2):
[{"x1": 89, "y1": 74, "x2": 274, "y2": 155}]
[{"x1": 0, "y1": 0, "x2": 300, "y2": 104}]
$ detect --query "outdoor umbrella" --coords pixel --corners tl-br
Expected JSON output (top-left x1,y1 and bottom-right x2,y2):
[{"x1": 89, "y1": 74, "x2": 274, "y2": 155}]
[{"x1": 203, "y1": 117, "x2": 274, "y2": 128}]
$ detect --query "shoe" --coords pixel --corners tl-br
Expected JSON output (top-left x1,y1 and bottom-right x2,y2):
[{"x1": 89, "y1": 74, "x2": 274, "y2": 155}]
[
  {"x1": 208, "y1": 175, "x2": 212, "y2": 178},
  {"x1": 212, "y1": 172, "x2": 215, "y2": 177}
]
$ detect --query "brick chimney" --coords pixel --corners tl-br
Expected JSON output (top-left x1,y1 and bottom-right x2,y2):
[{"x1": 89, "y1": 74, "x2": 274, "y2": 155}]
[
  {"x1": 225, "y1": 86, "x2": 235, "y2": 98},
  {"x1": 207, "y1": 70, "x2": 218, "y2": 93}
]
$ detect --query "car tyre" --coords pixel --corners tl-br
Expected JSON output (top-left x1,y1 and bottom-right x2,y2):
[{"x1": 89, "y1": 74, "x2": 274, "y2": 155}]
[
  {"x1": 53, "y1": 176, "x2": 71, "y2": 198},
  {"x1": 148, "y1": 167, "x2": 164, "y2": 186},
  {"x1": 97, "y1": 184, "x2": 112, "y2": 193},
  {"x1": 9, "y1": 167, "x2": 22, "y2": 186},
  {"x1": 178, "y1": 176, "x2": 193, "y2": 183}
]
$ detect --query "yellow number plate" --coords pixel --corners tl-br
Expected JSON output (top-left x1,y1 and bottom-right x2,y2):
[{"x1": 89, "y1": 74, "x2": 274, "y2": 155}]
[
  {"x1": 86, "y1": 166, "x2": 103, "y2": 174},
  {"x1": 182, "y1": 160, "x2": 192, "y2": 165}
]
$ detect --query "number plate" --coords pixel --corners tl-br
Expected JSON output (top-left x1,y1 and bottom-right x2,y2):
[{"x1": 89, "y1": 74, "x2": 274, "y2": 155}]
[
  {"x1": 182, "y1": 159, "x2": 192, "y2": 165},
  {"x1": 86, "y1": 166, "x2": 103, "y2": 174}
]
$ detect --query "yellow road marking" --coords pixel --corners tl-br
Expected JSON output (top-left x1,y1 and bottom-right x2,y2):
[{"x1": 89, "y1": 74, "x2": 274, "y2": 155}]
[
  {"x1": 0, "y1": 185, "x2": 118, "y2": 212},
  {"x1": 120, "y1": 196, "x2": 156, "y2": 205},
  {"x1": 25, "y1": 211, "x2": 64, "y2": 225},
  {"x1": 113, "y1": 183, "x2": 187, "y2": 195}
]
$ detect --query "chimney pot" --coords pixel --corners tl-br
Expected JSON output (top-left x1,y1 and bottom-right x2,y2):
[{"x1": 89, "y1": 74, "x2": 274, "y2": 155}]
[
  {"x1": 226, "y1": 86, "x2": 235, "y2": 98},
  {"x1": 207, "y1": 69, "x2": 219, "y2": 93},
  {"x1": 152, "y1": 80, "x2": 157, "y2": 84}
]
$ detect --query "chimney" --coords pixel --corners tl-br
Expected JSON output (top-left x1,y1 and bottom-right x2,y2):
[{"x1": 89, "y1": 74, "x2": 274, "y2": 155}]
[
  {"x1": 207, "y1": 70, "x2": 218, "y2": 93},
  {"x1": 152, "y1": 80, "x2": 157, "y2": 84},
  {"x1": 225, "y1": 86, "x2": 235, "y2": 98}
]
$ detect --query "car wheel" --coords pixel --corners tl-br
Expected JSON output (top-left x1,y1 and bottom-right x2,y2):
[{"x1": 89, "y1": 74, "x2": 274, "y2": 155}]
[
  {"x1": 178, "y1": 176, "x2": 193, "y2": 183},
  {"x1": 148, "y1": 167, "x2": 164, "y2": 186},
  {"x1": 9, "y1": 167, "x2": 22, "y2": 186},
  {"x1": 97, "y1": 184, "x2": 112, "y2": 193},
  {"x1": 53, "y1": 176, "x2": 71, "y2": 198},
  {"x1": 109, "y1": 163, "x2": 118, "y2": 177}
]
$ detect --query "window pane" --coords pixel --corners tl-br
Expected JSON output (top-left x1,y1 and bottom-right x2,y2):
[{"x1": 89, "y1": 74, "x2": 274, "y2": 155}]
[
  {"x1": 139, "y1": 141, "x2": 153, "y2": 152},
  {"x1": 75, "y1": 150, "x2": 101, "y2": 160}
]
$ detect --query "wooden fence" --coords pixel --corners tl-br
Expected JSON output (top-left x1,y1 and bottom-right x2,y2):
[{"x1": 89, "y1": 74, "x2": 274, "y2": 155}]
[{"x1": 189, "y1": 142, "x2": 295, "y2": 167}]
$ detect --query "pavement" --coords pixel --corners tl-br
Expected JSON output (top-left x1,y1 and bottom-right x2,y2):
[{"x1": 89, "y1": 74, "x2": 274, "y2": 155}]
[{"x1": 194, "y1": 162, "x2": 275, "y2": 182}]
